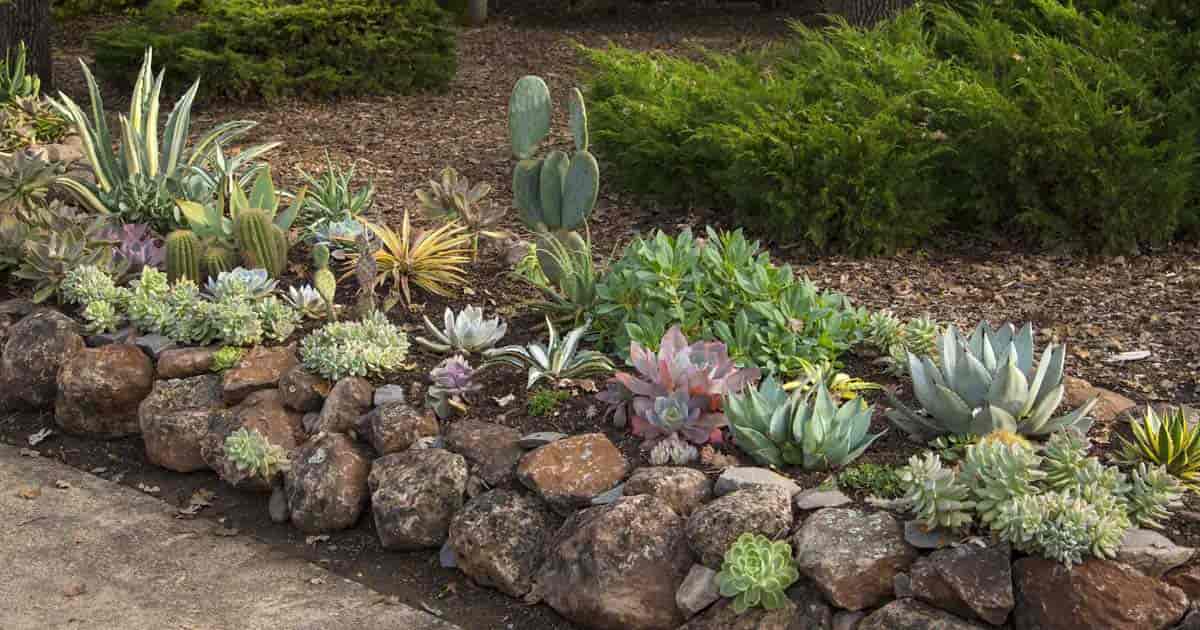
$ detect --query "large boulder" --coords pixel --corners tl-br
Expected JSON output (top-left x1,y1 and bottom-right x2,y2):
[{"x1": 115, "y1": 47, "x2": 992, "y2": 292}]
[
  {"x1": 1, "y1": 310, "x2": 84, "y2": 410},
  {"x1": 155, "y1": 346, "x2": 217, "y2": 379},
  {"x1": 448, "y1": 489, "x2": 559, "y2": 597},
  {"x1": 1012, "y1": 557, "x2": 1188, "y2": 630},
  {"x1": 533, "y1": 495, "x2": 692, "y2": 630},
  {"x1": 314, "y1": 376, "x2": 373, "y2": 433},
  {"x1": 517, "y1": 433, "x2": 628, "y2": 513},
  {"x1": 679, "y1": 598, "x2": 798, "y2": 630},
  {"x1": 858, "y1": 599, "x2": 989, "y2": 630},
  {"x1": 222, "y1": 345, "x2": 297, "y2": 405},
  {"x1": 202, "y1": 389, "x2": 304, "y2": 492},
  {"x1": 686, "y1": 486, "x2": 793, "y2": 568},
  {"x1": 1115, "y1": 528, "x2": 1194, "y2": 578},
  {"x1": 908, "y1": 542, "x2": 1014, "y2": 625},
  {"x1": 1165, "y1": 564, "x2": 1200, "y2": 602},
  {"x1": 370, "y1": 449, "x2": 468, "y2": 550},
  {"x1": 787, "y1": 579, "x2": 835, "y2": 630},
  {"x1": 793, "y1": 508, "x2": 918, "y2": 611},
  {"x1": 444, "y1": 420, "x2": 525, "y2": 487},
  {"x1": 287, "y1": 432, "x2": 372, "y2": 533},
  {"x1": 55, "y1": 344, "x2": 154, "y2": 438},
  {"x1": 139, "y1": 374, "x2": 225, "y2": 472},
  {"x1": 623, "y1": 466, "x2": 712, "y2": 517},
  {"x1": 364, "y1": 403, "x2": 439, "y2": 456},
  {"x1": 277, "y1": 365, "x2": 329, "y2": 413}
]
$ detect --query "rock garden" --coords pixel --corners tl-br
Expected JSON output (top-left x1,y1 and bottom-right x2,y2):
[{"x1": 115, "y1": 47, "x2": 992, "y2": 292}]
[{"x1": 2, "y1": 1, "x2": 1200, "y2": 629}]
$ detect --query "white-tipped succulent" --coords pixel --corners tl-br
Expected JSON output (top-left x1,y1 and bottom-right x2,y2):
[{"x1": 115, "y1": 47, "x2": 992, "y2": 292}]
[
  {"x1": 286, "y1": 284, "x2": 329, "y2": 320},
  {"x1": 886, "y1": 321, "x2": 1098, "y2": 441},
  {"x1": 649, "y1": 433, "x2": 699, "y2": 466},
  {"x1": 415, "y1": 305, "x2": 507, "y2": 354},
  {"x1": 483, "y1": 317, "x2": 613, "y2": 389}
]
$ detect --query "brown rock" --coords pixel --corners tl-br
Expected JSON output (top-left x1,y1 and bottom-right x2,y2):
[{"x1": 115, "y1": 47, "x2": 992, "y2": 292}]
[
  {"x1": 55, "y1": 344, "x2": 154, "y2": 438},
  {"x1": 155, "y1": 347, "x2": 218, "y2": 379},
  {"x1": 222, "y1": 345, "x2": 297, "y2": 405},
  {"x1": 533, "y1": 495, "x2": 692, "y2": 630},
  {"x1": 287, "y1": 432, "x2": 372, "y2": 533},
  {"x1": 1013, "y1": 557, "x2": 1187, "y2": 630},
  {"x1": 909, "y1": 543, "x2": 1013, "y2": 625},
  {"x1": 202, "y1": 390, "x2": 304, "y2": 492},
  {"x1": 1, "y1": 310, "x2": 84, "y2": 410},
  {"x1": 623, "y1": 466, "x2": 712, "y2": 516},
  {"x1": 859, "y1": 599, "x2": 988, "y2": 630},
  {"x1": 679, "y1": 598, "x2": 798, "y2": 630},
  {"x1": 445, "y1": 420, "x2": 525, "y2": 487},
  {"x1": 365, "y1": 403, "x2": 439, "y2": 455},
  {"x1": 278, "y1": 365, "x2": 330, "y2": 413},
  {"x1": 315, "y1": 376, "x2": 373, "y2": 433},
  {"x1": 139, "y1": 375, "x2": 224, "y2": 472},
  {"x1": 788, "y1": 579, "x2": 835, "y2": 630},
  {"x1": 1064, "y1": 376, "x2": 1135, "y2": 426},
  {"x1": 1165, "y1": 564, "x2": 1200, "y2": 602},
  {"x1": 686, "y1": 486, "x2": 793, "y2": 568},
  {"x1": 448, "y1": 489, "x2": 559, "y2": 597},
  {"x1": 793, "y1": 508, "x2": 918, "y2": 611},
  {"x1": 517, "y1": 433, "x2": 627, "y2": 513},
  {"x1": 370, "y1": 449, "x2": 467, "y2": 549}
]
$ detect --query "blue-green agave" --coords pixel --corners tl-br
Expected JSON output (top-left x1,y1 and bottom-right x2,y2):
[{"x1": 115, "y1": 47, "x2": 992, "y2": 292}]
[{"x1": 716, "y1": 533, "x2": 800, "y2": 613}]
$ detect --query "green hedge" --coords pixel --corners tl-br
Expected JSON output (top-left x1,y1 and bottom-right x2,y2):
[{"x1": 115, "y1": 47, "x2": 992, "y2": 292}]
[
  {"x1": 583, "y1": 1, "x2": 1199, "y2": 254},
  {"x1": 91, "y1": 0, "x2": 457, "y2": 102}
]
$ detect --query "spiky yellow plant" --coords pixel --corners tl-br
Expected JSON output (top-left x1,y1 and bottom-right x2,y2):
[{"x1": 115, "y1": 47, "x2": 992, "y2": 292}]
[
  {"x1": 1118, "y1": 406, "x2": 1200, "y2": 492},
  {"x1": 343, "y1": 211, "x2": 471, "y2": 310},
  {"x1": 979, "y1": 429, "x2": 1032, "y2": 450}
]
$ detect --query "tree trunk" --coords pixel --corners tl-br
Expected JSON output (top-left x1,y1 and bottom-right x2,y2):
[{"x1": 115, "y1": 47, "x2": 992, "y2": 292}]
[
  {"x1": 464, "y1": 0, "x2": 487, "y2": 26},
  {"x1": 0, "y1": 0, "x2": 52, "y2": 90},
  {"x1": 824, "y1": 0, "x2": 916, "y2": 27}
]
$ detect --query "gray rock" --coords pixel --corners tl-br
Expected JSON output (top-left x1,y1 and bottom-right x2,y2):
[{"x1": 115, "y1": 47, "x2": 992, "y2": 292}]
[
  {"x1": 833, "y1": 611, "x2": 865, "y2": 630},
  {"x1": 55, "y1": 344, "x2": 155, "y2": 438},
  {"x1": 1176, "y1": 610, "x2": 1200, "y2": 630},
  {"x1": 590, "y1": 483, "x2": 624, "y2": 505},
  {"x1": 787, "y1": 578, "x2": 834, "y2": 630},
  {"x1": 268, "y1": 485, "x2": 289, "y2": 523},
  {"x1": 894, "y1": 572, "x2": 913, "y2": 598},
  {"x1": 714, "y1": 466, "x2": 801, "y2": 497},
  {"x1": 687, "y1": 486, "x2": 793, "y2": 568},
  {"x1": 444, "y1": 420, "x2": 524, "y2": 487},
  {"x1": 287, "y1": 432, "x2": 372, "y2": 534},
  {"x1": 908, "y1": 542, "x2": 1014, "y2": 625},
  {"x1": 373, "y1": 384, "x2": 407, "y2": 407},
  {"x1": 302, "y1": 412, "x2": 320, "y2": 434},
  {"x1": 370, "y1": 449, "x2": 468, "y2": 550},
  {"x1": 794, "y1": 488, "x2": 852, "y2": 511},
  {"x1": 448, "y1": 489, "x2": 558, "y2": 598},
  {"x1": 624, "y1": 466, "x2": 712, "y2": 516},
  {"x1": 139, "y1": 374, "x2": 224, "y2": 473},
  {"x1": 793, "y1": 508, "x2": 918, "y2": 611},
  {"x1": 204, "y1": 390, "x2": 304, "y2": 492},
  {"x1": 439, "y1": 541, "x2": 457, "y2": 568},
  {"x1": 315, "y1": 377, "x2": 373, "y2": 434},
  {"x1": 676, "y1": 564, "x2": 720, "y2": 619},
  {"x1": 858, "y1": 599, "x2": 989, "y2": 630},
  {"x1": 519, "y1": 431, "x2": 568, "y2": 449},
  {"x1": 134, "y1": 334, "x2": 176, "y2": 359},
  {"x1": 87, "y1": 327, "x2": 136, "y2": 348},
  {"x1": 0, "y1": 298, "x2": 34, "y2": 317},
  {"x1": 364, "y1": 403, "x2": 439, "y2": 456},
  {"x1": 277, "y1": 366, "x2": 329, "y2": 413},
  {"x1": 679, "y1": 598, "x2": 798, "y2": 630},
  {"x1": 1116, "y1": 528, "x2": 1194, "y2": 578},
  {"x1": 1, "y1": 310, "x2": 84, "y2": 410},
  {"x1": 904, "y1": 520, "x2": 957, "y2": 550}
]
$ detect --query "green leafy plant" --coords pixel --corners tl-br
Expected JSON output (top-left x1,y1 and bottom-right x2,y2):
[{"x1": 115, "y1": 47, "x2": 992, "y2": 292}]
[
  {"x1": 518, "y1": 227, "x2": 599, "y2": 326},
  {"x1": 1, "y1": 96, "x2": 70, "y2": 152},
  {"x1": 210, "y1": 346, "x2": 244, "y2": 372},
  {"x1": 0, "y1": 151, "x2": 59, "y2": 221},
  {"x1": 484, "y1": 317, "x2": 613, "y2": 389},
  {"x1": 716, "y1": 533, "x2": 800, "y2": 613},
  {"x1": 0, "y1": 42, "x2": 41, "y2": 102},
  {"x1": 311, "y1": 243, "x2": 337, "y2": 321},
  {"x1": 224, "y1": 427, "x2": 290, "y2": 482},
  {"x1": 299, "y1": 311, "x2": 410, "y2": 381},
  {"x1": 783, "y1": 360, "x2": 880, "y2": 401},
  {"x1": 297, "y1": 152, "x2": 375, "y2": 233},
  {"x1": 886, "y1": 322, "x2": 1098, "y2": 440},
  {"x1": 528, "y1": 388, "x2": 570, "y2": 417},
  {"x1": 1117, "y1": 406, "x2": 1200, "y2": 492},
  {"x1": 425, "y1": 355, "x2": 481, "y2": 420},
  {"x1": 837, "y1": 463, "x2": 903, "y2": 499},
  {"x1": 415, "y1": 305, "x2": 507, "y2": 354},
  {"x1": 14, "y1": 213, "x2": 121, "y2": 303}
]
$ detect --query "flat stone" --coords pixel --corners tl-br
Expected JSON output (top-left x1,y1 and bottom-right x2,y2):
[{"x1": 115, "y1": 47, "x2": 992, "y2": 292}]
[
  {"x1": 373, "y1": 384, "x2": 407, "y2": 407},
  {"x1": 714, "y1": 466, "x2": 801, "y2": 497},
  {"x1": 1, "y1": 310, "x2": 84, "y2": 410},
  {"x1": 517, "y1": 433, "x2": 627, "y2": 513},
  {"x1": 793, "y1": 507, "x2": 918, "y2": 611},
  {"x1": 139, "y1": 375, "x2": 224, "y2": 473},
  {"x1": 288, "y1": 432, "x2": 372, "y2": 534},
  {"x1": 679, "y1": 598, "x2": 797, "y2": 630},
  {"x1": 448, "y1": 489, "x2": 558, "y2": 598},
  {"x1": 909, "y1": 542, "x2": 1014, "y2": 625},
  {"x1": 222, "y1": 345, "x2": 298, "y2": 405},
  {"x1": 518, "y1": 431, "x2": 568, "y2": 449},
  {"x1": 155, "y1": 346, "x2": 218, "y2": 379},
  {"x1": 675, "y1": 564, "x2": 720, "y2": 619},
  {"x1": 315, "y1": 377, "x2": 373, "y2": 434},
  {"x1": 859, "y1": 599, "x2": 989, "y2": 630},
  {"x1": 364, "y1": 403, "x2": 439, "y2": 456},
  {"x1": 905, "y1": 520, "x2": 957, "y2": 550},
  {"x1": 134, "y1": 334, "x2": 176, "y2": 359},
  {"x1": 687, "y1": 486, "x2": 793, "y2": 568},
  {"x1": 277, "y1": 366, "x2": 330, "y2": 413},
  {"x1": 86, "y1": 327, "x2": 136, "y2": 347},
  {"x1": 794, "y1": 488, "x2": 852, "y2": 511},
  {"x1": 1013, "y1": 557, "x2": 1188, "y2": 630},
  {"x1": 371, "y1": 449, "x2": 467, "y2": 550},
  {"x1": 1116, "y1": 528, "x2": 1194, "y2": 577},
  {"x1": 623, "y1": 466, "x2": 712, "y2": 516},
  {"x1": 444, "y1": 420, "x2": 524, "y2": 487},
  {"x1": 55, "y1": 344, "x2": 155, "y2": 438}
]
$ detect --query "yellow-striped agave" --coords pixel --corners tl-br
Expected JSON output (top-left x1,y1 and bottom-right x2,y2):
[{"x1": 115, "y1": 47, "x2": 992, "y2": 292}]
[
  {"x1": 344, "y1": 211, "x2": 471, "y2": 309},
  {"x1": 1118, "y1": 406, "x2": 1200, "y2": 492}
]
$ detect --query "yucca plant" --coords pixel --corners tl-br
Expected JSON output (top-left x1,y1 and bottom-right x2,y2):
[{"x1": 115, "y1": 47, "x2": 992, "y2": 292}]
[
  {"x1": 716, "y1": 533, "x2": 800, "y2": 613},
  {"x1": 296, "y1": 151, "x2": 375, "y2": 231},
  {"x1": 416, "y1": 166, "x2": 505, "y2": 258},
  {"x1": 48, "y1": 49, "x2": 278, "y2": 222},
  {"x1": 886, "y1": 322, "x2": 1098, "y2": 441},
  {"x1": 344, "y1": 212, "x2": 472, "y2": 310},
  {"x1": 1117, "y1": 406, "x2": 1200, "y2": 492},
  {"x1": 484, "y1": 317, "x2": 614, "y2": 389},
  {"x1": 415, "y1": 305, "x2": 507, "y2": 354}
]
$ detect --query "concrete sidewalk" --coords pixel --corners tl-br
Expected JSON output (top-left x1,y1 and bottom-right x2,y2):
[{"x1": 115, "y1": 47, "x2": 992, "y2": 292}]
[{"x1": 0, "y1": 444, "x2": 458, "y2": 630}]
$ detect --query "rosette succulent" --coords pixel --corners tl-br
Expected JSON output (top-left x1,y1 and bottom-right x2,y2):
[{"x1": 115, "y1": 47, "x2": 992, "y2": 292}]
[
  {"x1": 886, "y1": 322, "x2": 1098, "y2": 440},
  {"x1": 205, "y1": 267, "x2": 278, "y2": 301},
  {"x1": 426, "y1": 355, "x2": 482, "y2": 419},
  {"x1": 286, "y1": 284, "x2": 328, "y2": 320},
  {"x1": 416, "y1": 305, "x2": 507, "y2": 354},
  {"x1": 224, "y1": 427, "x2": 290, "y2": 482},
  {"x1": 716, "y1": 533, "x2": 800, "y2": 613},
  {"x1": 896, "y1": 451, "x2": 974, "y2": 530},
  {"x1": 211, "y1": 346, "x2": 245, "y2": 372}
]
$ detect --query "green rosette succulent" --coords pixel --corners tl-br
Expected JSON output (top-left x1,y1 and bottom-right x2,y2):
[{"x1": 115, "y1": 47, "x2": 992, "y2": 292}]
[{"x1": 716, "y1": 533, "x2": 800, "y2": 614}]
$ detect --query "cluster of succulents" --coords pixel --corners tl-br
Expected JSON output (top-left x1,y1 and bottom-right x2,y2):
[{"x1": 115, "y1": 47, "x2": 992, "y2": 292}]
[
  {"x1": 886, "y1": 322, "x2": 1098, "y2": 440},
  {"x1": 299, "y1": 312, "x2": 410, "y2": 381},
  {"x1": 61, "y1": 263, "x2": 129, "y2": 333},
  {"x1": 416, "y1": 305, "x2": 507, "y2": 354},
  {"x1": 726, "y1": 376, "x2": 885, "y2": 471},
  {"x1": 426, "y1": 355, "x2": 482, "y2": 420},
  {"x1": 890, "y1": 430, "x2": 1182, "y2": 565},
  {"x1": 597, "y1": 326, "x2": 758, "y2": 449},
  {"x1": 484, "y1": 318, "x2": 613, "y2": 389},
  {"x1": 224, "y1": 427, "x2": 290, "y2": 483},
  {"x1": 716, "y1": 533, "x2": 800, "y2": 613},
  {"x1": 648, "y1": 433, "x2": 700, "y2": 466},
  {"x1": 863, "y1": 311, "x2": 939, "y2": 375}
]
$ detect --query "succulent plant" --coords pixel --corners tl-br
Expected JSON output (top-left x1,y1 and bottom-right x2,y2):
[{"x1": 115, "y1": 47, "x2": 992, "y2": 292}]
[
  {"x1": 417, "y1": 166, "x2": 505, "y2": 257},
  {"x1": 255, "y1": 296, "x2": 301, "y2": 342},
  {"x1": 416, "y1": 305, "x2": 507, "y2": 355},
  {"x1": 296, "y1": 152, "x2": 375, "y2": 228},
  {"x1": 0, "y1": 42, "x2": 41, "y2": 102},
  {"x1": 224, "y1": 427, "x2": 291, "y2": 482},
  {"x1": 484, "y1": 317, "x2": 613, "y2": 389},
  {"x1": 103, "y1": 223, "x2": 164, "y2": 273},
  {"x1": 648, "y1": 433, "x2": 699, "y2": 466},
  {"x1": 886, "y1": 322, "x2": 1098, "y2": 440},
  {"x1": 597, "y1": 325, "x2": 759, "y2": 447},
  {"x1": 60, "y1": 264, "x2": 123, "y2": 306},
  {"x1": 519, "y1": 228, "x2": 599, "y2": 325},
  {"x1": 0, "y1": 150, "x2": 57, "y2": 220},
  {"x1": 783, "y1": 360, "x2": 880, "y2": 401},
  {"x1": 959, "y1": 439, "x2": 1047, "y2": 526},
  {"x1": 299, "y1": 312, "x2": 410, "y2": 381},
  {"x1": 1125, "y1": 463, "x2": 1184, "y2": 529},
  {"x1": 895, "y1": 451, "x2": 975, "y2": 530},
  {"x1": 286, "y1": 284, "x2": 328, "y2": 320},
  {"x1": 1117, "y1": 406, "x2": 1200, "y2": 492},
  {"x1": 345, "y1": 212, "x2": 472, "y2": 310},
  {"x1": 211, "y1": 346, "x2": 245, "y2": 372},
  {"x1": 234, "y1": 207, "x2": 289, "y2": 278},
  {"x1": 81, "y1": 299, "x2": 122, "y2": 334},
  {"x1": 426, "y1": 355, "x2": 482, "y2": 419},
  {"x1": 14, "y1": 214, "x2": 120, "y2": 304},
  {"x1": 312, "y1": 243, "x2": 338, "y2": 321},
  {"x1": 716, "y1": 533, "x2": 800, "y2": 613},
  {"x1": 205, "y1": 267, "x2": 278, "y2": 301},
  {"x1": 309, "y1": 215, "x2": 363, "y2": 252}
]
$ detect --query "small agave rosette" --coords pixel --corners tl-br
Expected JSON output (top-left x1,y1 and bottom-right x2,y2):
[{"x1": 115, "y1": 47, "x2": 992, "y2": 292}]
[{"x1": 716, "y1": 533, "x2": 799, "y2": 613}]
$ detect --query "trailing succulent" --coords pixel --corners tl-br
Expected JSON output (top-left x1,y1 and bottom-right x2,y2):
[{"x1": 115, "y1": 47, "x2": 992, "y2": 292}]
[
  {"x1": 483, "y1": 317, "x2": 613, "y2": 389},
  {"x1": 597, "y1": 325, "x2": 759, "y2": 448},
  {"x1": 224, "y1": 427, "x2": 290, "y2": 482},
  {"x1": 426, "y1": 355, "x2": 482, "y2": 420},
  {"x1": 888, "y1": 430, "x2": 1183, "y2": 565},
  {"x1": 415, "y1": 305, "x2": 507, "y2": 355},
  {"x1": 726, "y1": 376, "x2": 885, "y2": 471},
  {"x1": 886, "y1": 322, "x2": 1098, "y2": 440},
  {"x1": 716, "y1": 533, "x2": 800, "y2": 613},
  {"x1": 299, "y1": 312, "x2": 410, "y2": 381}
]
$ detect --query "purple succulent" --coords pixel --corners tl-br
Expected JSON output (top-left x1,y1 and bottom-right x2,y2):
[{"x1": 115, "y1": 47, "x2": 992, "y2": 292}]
[
  {"x1": 426, "y1": 355, "x2": 482, "y2": 420},
  {"x1": 103, "y1": 224, "x2": 165, "y2": 272}
]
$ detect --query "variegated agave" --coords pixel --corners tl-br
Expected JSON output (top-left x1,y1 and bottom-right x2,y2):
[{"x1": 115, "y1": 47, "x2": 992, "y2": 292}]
[
  {"x1": 483, "y1": 317, "x2": 613, "y2": 389},
  {"x1": 597, "y1": 325, "x2": 759, "y2": 447},
  {"x1": 886, "y1": 322, "x2": 1098, "y2": 441},
  {"x1": 415, "y1": 305, "x2": 507, "y2": 354}
]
